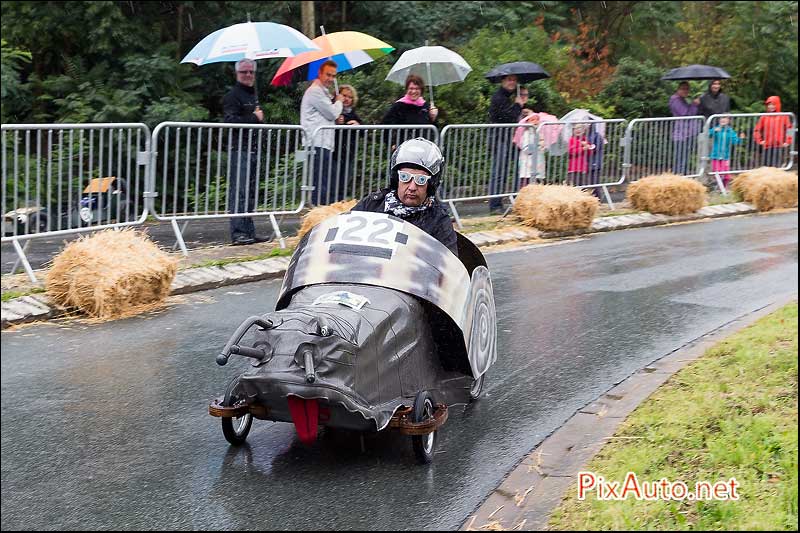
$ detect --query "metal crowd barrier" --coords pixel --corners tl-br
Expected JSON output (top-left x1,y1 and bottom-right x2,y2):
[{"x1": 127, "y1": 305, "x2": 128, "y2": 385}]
[
  {"x1": 700, "y1": 112, "x2": 797, "y2": 194},
  {"x1": 438, "y1": 123, "x2": 536, "y2": 225},
  {"x1": 149, "y1": 122, "x2": 308, "y2": 252},
  {"x1": 308, "y1": 124, "x2": 439, "y2": 206},
  {"x1": 622, "y1": 116, "x2": 707, "y2": 182},
  {"x1": 2, "y1": 123, "x2": 151, "y2": 282},
  {"x1": 2, "y1": 114, "x2": 797, "y2": 281},
  {"x1": 533, "y1": 119, "x2": 627, "y2": 207}
]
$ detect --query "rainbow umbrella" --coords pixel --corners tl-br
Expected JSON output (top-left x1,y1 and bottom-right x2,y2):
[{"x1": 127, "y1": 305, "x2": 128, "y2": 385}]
[{"x1": 271, "y1": 31, "x2": 394, "y2": 86}]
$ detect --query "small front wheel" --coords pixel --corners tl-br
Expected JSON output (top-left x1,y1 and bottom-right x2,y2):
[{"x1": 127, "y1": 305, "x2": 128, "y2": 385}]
[
  {"x1": 411, "y1": 391, "x2": 437, "y2": 464},
  {"x1": 469, "y1": 373, "x2": 486, "y2": 401},
  {"x1": 221, "y1": 377, "x2": 252, "y2": 445}
]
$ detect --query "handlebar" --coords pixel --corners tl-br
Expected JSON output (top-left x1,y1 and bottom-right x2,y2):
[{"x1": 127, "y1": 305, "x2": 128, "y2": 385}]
[{"x1": 216, "y1": 315, "x2": 274, "y2": 366}]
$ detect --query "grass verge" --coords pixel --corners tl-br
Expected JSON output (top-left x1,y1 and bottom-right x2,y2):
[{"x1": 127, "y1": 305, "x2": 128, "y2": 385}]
[
  {"x1": 186, "y1": 246, "x2": 295, "y2": 270},
  {"x1": 1, "y1": 287, "x2": 46, "y2": 302},
  {"x1": 549, "y1": 302, "x2": 798, "y2": 530}
]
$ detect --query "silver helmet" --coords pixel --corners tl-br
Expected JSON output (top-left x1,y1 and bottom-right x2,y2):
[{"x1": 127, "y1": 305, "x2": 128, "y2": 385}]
[{"x1": 390, "y1": 137, "x2": 444, "y2": 193}]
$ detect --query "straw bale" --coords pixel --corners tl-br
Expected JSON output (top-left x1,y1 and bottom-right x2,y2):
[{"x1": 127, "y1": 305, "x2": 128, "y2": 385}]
[
  {"x1": 512, "y1": 184, "x2": 600, "y2": 231},
  {"x1": 730, "y1": 167, "x2": 798, "y2": 211},
  {"x1": 297, "y1": 199, "x2": 358, "y2": 239},
  {"x1": 45, "y1": 229, "x2": 178, "y2": 319},
  {"x1": 626, "y1": 173, "x2": 707, "y2": 215}
]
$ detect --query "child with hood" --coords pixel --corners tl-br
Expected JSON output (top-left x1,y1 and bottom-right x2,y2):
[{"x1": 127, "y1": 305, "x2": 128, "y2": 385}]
[
  {"x1": 514, "y1": 111, "x2": 558, "y2": 187},
  {"x1": 753, "y1": 96, "x2": 793, "y2": 167}
]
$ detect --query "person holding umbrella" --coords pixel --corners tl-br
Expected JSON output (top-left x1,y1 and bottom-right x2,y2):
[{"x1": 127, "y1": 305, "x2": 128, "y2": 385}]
[
  {"x1": 487, "y1": 75, "x2": 528, "y2": 213},
  {"x1": 698, "y1": 79, "x2": 731, "y2": 119},
  {"x1": 223, "y1": 58, "x2": 269, "y2": 245},
  {"x1": 668, "y1": 81, "x2": 701, "y2": 175},
  {"x1": 301, "y1": 60, "x2": 345, "y2": 206},
  {"x1": 382, "y1": 74, "x2": 439, "y2": 125}
]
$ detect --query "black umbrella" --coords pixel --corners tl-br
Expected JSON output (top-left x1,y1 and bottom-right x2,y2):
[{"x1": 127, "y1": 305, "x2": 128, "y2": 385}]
[
  {"x1": 661, "y1": 64, "x2": 731, "y2": 81},
  {"x1": 484, "y1": 61, "x2": 550, "y2": 83}
]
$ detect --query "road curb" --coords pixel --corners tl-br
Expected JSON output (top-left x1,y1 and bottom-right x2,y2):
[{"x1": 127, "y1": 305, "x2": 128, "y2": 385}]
[
  {"x1": 0, "y1": 202, "x2": 774, "y2": 329},
  {"x1": 461, "y1": 293, "x2": 799, "y2": 531}
]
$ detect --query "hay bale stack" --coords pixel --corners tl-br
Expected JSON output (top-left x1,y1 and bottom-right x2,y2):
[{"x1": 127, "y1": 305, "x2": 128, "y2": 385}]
[
  {"x1": 512, "y1": 184, "x2": 600, "y2": 231},
  {"x1": 297, "y1": 199, "x2": 358, "y2": 239},
  {"x1": 46, "y1": 229, "x2": 177, "y2": 319},
  {"x1": 730, "y1": 167, "x2": 798, "y2": 211},
  {"x1": 626, "y1": 174, "x2": 707, "y2": 215}
]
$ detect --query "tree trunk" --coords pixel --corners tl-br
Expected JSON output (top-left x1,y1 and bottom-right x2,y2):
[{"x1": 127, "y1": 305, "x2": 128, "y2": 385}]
[
  {"x1": 301, "y1": 1, "x2": 316, "y2": 38},
  {"x1": 176, "y1": 3, "x2": 184, "y2": 61}
]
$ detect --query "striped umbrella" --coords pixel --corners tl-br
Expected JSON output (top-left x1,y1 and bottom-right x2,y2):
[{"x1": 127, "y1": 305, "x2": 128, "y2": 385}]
[
  {"x1": 271, "y1": 31, "x2": 394, "y2": 86},
  {"x1": 181, "y1": 21, "x2": 320, "y2": 66}
]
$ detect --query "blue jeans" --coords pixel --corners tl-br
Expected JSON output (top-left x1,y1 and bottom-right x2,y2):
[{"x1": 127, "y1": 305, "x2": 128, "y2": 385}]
[
  {"x1": 672, "y1": 138, "x2": 691, "y2": 175},
  {"x1": 228, "y1": 150, "x2": 257, "y2": 240},
  {"x1": 312, "y1": 147, "x2": 342, "y2": 205}
]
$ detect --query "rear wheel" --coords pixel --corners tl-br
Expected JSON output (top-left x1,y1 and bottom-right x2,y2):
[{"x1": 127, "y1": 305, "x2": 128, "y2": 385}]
[
  {"x1": 221, "y1": 377, "x2": 252, "y2": 445},
  {"x1": 411, "y1": 391, "x2": 437, "y2": 464}
]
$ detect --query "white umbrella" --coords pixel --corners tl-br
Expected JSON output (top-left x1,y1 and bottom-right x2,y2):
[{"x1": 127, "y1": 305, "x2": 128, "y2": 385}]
[
  {"x1": 181, "y1": 21, "x2": 320, "y2": 66},
  {"x1": 385, "y1": 45, "x2": 472, "y2": 107}
]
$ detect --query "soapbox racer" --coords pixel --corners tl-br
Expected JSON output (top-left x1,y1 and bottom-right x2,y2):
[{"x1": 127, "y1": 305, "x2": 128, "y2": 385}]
[{"x1": 209, "y1": 210, "x2": 497, "y2": 463}]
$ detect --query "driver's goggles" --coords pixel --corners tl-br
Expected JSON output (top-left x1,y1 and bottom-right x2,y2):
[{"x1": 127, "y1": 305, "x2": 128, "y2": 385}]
[{"x1": 397, "y1": 170, "x2": 432, "y2": 186}]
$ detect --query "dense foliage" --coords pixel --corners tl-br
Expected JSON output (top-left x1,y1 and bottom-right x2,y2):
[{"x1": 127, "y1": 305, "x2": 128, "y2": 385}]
[{"x1": 1, "y1": 1, "x2": 797, "y2": 126}]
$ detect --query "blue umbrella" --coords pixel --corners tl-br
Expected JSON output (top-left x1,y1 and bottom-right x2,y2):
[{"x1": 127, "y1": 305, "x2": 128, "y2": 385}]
[{"x1": 181, "y1": 22, "x2": 320, "y2": 66}]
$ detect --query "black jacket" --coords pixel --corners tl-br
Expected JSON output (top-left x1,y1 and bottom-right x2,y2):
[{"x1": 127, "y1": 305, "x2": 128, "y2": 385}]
[
  {"x1": 352, "y1": 188, "x2": 458, "y2": 257},
  {"x1": 488, "y1": 86, "x2": 522, "y2": 123},
  {"x1": 698, "y1": 91, "x2": 731, "y2": 119},
  {"x1": 222, "y1": 82, "x2": 262, "y2": 150},
  {"x1": 381, "y1": 101, "x2": 433, "y2": 125}
]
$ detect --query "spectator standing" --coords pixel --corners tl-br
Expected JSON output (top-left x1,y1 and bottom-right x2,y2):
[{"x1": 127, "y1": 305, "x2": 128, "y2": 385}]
[
  {"x1": 708, "y1": 116, "x2": 745, "y2": 186},
  {"x1": 487, "y1": 76, "x2": 527, "y2": 213},
  {"x1": 301, "y1": 60, "x2": 344, "y2": 205},
  {"x1": 514, "y1": 112, "x2": 545, "y2": 188},
  {"x1": 222, "y1": 58, "x2": 269, "y2": 245},
  {"x1": 333, "y1": 84, "x2": 363, "y2": 201},
  {"x1": 668, "y1": 81, "x2": 701, "y2": 175},
  {"x1": 566, "y1": 124, "x2": 596, "y2": 186},
  {"x1": 753, "y1": 96, "x2": 793, "y2": 167},
  {"x1": 381, "y1": 74, "x2": 439, "y2": 126},
  {"x1": 698, "y1": 79, "x2": 731, "y2": 119}
]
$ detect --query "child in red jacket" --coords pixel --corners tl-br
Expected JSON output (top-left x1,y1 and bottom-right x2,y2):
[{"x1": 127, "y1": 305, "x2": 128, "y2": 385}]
[{"x1": 754, "y1": 96, "x2": 793, "y2": 167}]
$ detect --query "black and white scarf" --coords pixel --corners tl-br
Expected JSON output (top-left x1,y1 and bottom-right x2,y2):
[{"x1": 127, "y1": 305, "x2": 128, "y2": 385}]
[{"x1": 383, "y1": 190, "x2": 433, "y2": 217}]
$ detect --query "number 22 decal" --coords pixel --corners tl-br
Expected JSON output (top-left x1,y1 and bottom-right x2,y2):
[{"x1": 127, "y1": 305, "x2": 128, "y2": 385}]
[{"x1": 339, "y1": 215, "x2": 396, "y2": 246}]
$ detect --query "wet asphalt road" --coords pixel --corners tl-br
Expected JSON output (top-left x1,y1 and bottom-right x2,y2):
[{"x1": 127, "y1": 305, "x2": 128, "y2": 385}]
[{"x1": 1, "y1": 212, "x2": 797, "y2": 530}]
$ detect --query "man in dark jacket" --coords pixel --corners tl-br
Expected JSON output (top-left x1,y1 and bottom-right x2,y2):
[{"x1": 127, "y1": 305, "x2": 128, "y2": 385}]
[
  {"x1": 698, "y1": 79, "x2": 731, "y2": 119},
  {"x1": 352, "y1": 138, "x2": 458, "y2": 256},
  {"x1": 487, "y1": 75, "x2": 527, "y2": 213},
  {"x1": 222, "y1": 58, "x2": 269, "y2": 245}
]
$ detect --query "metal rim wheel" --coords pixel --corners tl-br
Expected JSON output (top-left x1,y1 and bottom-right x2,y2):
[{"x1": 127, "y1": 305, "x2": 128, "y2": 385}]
[
  {"x1": 469, "y1": 373, "x2": 485, "y2": 400},
  {"x1": 411, "y1": 391, "x2": 437, "y2": 464},
  {"x1": 221, "y1": 377, "x2": 252, "y2": 445}
]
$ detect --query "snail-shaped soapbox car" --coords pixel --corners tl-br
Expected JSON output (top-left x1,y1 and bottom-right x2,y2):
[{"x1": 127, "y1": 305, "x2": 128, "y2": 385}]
[{"x1": 210, "y1": 211, "x2": 497, "y2": 463}]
